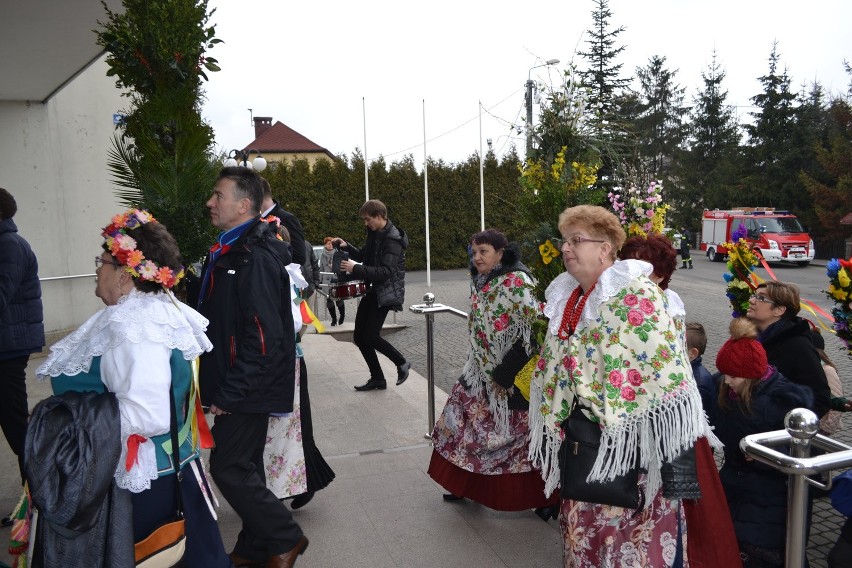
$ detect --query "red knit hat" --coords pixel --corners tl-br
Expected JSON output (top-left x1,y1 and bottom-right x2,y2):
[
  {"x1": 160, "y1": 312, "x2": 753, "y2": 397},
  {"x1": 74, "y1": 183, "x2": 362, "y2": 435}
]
[{"x1": 715, "y1": 318, "x2": 768, "y2": 379}]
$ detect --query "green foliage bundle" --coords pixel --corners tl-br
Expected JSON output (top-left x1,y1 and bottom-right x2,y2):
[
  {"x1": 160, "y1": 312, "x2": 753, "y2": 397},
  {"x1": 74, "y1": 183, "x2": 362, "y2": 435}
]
[{"x1": 96, "y1": 0, "x2": 222, "y2": 266}]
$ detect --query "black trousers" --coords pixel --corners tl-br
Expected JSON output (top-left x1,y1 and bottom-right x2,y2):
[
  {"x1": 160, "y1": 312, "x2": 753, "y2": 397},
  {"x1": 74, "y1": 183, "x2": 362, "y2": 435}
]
[
  {"x1": 0, "y1": 355, "x2": 29, "y2": 483},
  {"x1": 353, "y1": 291, "x2": 405, "y2": 381},
  {"x1": 210, "y1": 413, "x2": 303, "y2": 560}
]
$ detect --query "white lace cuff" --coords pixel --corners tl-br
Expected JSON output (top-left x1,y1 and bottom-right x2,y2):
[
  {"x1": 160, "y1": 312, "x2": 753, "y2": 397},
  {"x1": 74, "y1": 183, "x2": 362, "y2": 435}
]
[{"x1": 114, "y1": 437, "x2": 159, "y2": 493}]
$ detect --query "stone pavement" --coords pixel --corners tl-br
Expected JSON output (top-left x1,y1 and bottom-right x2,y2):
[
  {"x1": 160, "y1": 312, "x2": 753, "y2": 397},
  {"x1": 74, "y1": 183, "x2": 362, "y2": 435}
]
[{"x1": 0, "y1": 263, "x2": 848, "y2": 566}]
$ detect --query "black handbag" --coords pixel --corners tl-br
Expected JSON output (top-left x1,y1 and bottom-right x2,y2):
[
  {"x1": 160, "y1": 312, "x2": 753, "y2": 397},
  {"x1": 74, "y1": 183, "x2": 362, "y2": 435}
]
[{"x1": 558, "y1": 399, "x2": 642, "y2": 509}]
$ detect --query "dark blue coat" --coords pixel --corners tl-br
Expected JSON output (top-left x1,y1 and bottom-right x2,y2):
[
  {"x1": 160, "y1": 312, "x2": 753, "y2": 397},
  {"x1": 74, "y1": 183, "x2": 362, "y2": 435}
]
[
  {"x1": 691, "y1": 355, "x2": 715, "y2": 414},
  {"x1": 710, "y1": 368, "x2": 813, "y2": 553},
  {"x1": 0, "y1": 218, "x2": 44, "y2": 356}
]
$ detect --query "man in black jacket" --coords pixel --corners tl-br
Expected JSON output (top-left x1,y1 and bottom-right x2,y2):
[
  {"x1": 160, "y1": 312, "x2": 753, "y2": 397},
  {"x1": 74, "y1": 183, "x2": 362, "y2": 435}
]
[
  {"x1": 198, "y1": 167, "x2": 308, "y2": 567},
  {"x1": 333, "y1": 199, "x2": 410, "y2": 391},
  {"x1": 260, "y1": 177, "x2": 306, "y2": 266}
]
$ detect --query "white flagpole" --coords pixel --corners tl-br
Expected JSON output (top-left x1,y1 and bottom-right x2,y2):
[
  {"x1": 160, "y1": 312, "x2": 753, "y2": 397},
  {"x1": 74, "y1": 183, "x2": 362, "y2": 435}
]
[
  {"x1": 479, "y1": 100, "x2": 485, "y2": 231},
  {"x1": 363, "y1": 97, "x2": 369, "y2": 201},
  {"x1": 423, "y1": 99, "x2": 431, "y2": 287}
]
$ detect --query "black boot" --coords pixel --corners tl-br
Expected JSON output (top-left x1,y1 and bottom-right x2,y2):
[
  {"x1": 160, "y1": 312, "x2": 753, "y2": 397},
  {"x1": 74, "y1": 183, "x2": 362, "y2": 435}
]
[
  {"x1": 338, "y1": 302, "x2": 345, "y2": 325},
  {"x1": 688, "y1": 260, "x2": 693, "y2": 269},
  {"x1": 327, "y1": 301, "x2": 337, "y2": 326}
]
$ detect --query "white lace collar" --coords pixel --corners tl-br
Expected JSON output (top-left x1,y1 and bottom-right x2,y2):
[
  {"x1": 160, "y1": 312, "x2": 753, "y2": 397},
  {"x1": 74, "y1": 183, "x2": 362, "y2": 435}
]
[
  {"x1": 544, "y1": 259, "x2": 653, "y2": 336},
  {"x1": 37, "y1": 289, "x2": 213, "y2": 379},
  {"x1": 664, "y1": 288, "x2": 686, "y2": 320}
]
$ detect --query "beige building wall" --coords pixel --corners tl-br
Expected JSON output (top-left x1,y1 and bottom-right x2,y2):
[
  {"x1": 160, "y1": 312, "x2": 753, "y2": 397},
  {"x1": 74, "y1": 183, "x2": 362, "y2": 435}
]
[
  {"x1": 248, "y1": 151, "x2": 333, "y2": 169},
  {"x1": 0, "y1": 55, "x2": 126, "y2": 339}
]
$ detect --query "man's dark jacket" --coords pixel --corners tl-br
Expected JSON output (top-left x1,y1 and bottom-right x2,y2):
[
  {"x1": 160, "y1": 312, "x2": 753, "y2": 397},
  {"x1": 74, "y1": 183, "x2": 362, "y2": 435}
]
[
  {"x1": 347, "y1": 219, "x2": 407, "y2": 310},
  {"x1": 0, "y1": 217, "x2": 44, "y2": 355},
  {"x1": 268, "y1": 201, "x2": 306, "y2": 266},
  {"x1": 26, "y1": 390, "x2": 133, "y2": 567},
  {"x1": 197, "y1": 218, "x2": 297, "y2": 414},
  {"x1": 760, "y1": 316, "x2": 831, "y2": 417}
]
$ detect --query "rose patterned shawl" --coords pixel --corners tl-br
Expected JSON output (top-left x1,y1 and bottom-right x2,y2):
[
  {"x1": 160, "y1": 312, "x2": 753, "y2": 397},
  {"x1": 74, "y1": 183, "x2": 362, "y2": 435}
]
[
  {"x1": 528, "y1": 259, "x2": 716, "y2": 504},
  {"x1": 462, "y1": 270, "x2": 540, "y2": 436}
]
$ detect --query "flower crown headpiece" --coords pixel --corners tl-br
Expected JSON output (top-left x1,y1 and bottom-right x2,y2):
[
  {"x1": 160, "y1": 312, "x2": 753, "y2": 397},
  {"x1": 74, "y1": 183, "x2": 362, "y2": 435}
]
[{"x1": 101, "y1": 209, "x2": 185, "y2": 289}]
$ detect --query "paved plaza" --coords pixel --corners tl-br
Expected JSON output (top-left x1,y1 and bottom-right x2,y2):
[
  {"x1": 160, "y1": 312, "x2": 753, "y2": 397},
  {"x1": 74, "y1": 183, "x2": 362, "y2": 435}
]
[{"x1": 0, "y1": 257, "x2": 848, "y2": 566}]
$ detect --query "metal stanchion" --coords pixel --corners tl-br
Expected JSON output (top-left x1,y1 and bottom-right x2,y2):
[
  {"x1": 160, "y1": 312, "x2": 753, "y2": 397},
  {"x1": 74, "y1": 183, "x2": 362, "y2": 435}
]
[
  {"x1": 740, "y1": 408, "x2": 852, "y2": 568},
  {"x1": 409, "y1": 293, "x2": 467, "y2": 439}
]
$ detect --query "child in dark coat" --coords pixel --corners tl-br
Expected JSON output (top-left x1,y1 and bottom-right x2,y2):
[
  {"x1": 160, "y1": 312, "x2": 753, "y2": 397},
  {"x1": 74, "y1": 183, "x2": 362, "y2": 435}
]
[{"x1": 712, "y1": 317, "x2": 813, "y2": 567}]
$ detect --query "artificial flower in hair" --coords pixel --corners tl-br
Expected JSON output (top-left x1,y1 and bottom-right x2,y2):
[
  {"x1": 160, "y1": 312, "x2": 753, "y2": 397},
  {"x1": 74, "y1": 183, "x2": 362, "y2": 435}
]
[{"x1": 101, "y1": 209, "x2": 185, "y2": 289}]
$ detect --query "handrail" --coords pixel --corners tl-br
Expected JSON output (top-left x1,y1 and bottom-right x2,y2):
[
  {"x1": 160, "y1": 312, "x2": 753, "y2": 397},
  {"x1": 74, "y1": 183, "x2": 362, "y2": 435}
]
[
  {"x1": 409, "y1": 293, "x2": 467, "y2": 438},
  {"x1": 40, "y1": 273, "x2": 96, "y2": 282},
  {"x1": 740, "y1": 408, "x2": 852, "y2": 568}
]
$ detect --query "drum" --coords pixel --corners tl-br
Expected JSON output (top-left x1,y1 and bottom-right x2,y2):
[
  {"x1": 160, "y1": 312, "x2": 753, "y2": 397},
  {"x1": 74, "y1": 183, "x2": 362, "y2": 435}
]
[{"x1": 329, "y1": 280, "x2": 367, "y2": 300}]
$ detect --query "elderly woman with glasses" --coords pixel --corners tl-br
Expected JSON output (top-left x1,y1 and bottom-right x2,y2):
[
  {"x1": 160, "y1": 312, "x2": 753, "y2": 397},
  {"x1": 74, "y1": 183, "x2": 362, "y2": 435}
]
[
  {"x1": 32, "y1": 210, "x2": 231, "y2": 567},
  {"x1": 529, "y1": 205, "x2": 739, "y2": 567},
  {"x1": 746, "y1": 281, "x2": 830, "y2": 417}
]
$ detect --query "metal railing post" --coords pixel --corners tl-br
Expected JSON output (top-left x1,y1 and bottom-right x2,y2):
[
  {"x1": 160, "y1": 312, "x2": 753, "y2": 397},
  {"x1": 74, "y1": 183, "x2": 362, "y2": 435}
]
[
  {"x1": 785, "y1": 409, "x2": 819, "y2": 568},
  {"x1": 740, "y1": 408, "x2": 852, "y2": 568},
  {"x1": 424, "y1": 295, "x2": 436, "y2": 436},
  {"x1": 409, "y1": 292, "x2": 468, "y2": 440}
]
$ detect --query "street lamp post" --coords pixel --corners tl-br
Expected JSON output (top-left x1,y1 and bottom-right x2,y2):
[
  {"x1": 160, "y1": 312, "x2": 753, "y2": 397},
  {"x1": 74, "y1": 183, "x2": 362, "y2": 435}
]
[
  {"x1": 525, "y1": 58, "x2": 560, "y2": 159},
  {"x1": 223, "y1": 148, "x2": 267, "y2": 172}
]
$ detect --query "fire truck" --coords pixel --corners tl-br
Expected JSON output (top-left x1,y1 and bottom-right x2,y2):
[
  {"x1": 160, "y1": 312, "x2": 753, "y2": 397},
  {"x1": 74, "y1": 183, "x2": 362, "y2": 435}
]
[{"x1": 700, "y1": 208, "x2": 815, "y2": 266}]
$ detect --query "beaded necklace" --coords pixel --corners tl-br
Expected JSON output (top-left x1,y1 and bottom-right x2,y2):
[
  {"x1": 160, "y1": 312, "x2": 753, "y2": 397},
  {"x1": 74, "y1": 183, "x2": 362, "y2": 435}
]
[{"x1": 557, "y1": 283, "x2": 596, "y2": 340}]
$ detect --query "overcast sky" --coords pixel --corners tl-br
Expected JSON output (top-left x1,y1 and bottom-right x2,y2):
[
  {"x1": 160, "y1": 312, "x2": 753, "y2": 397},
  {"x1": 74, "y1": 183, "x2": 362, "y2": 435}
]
[{"x1": 201, "y1": 0, "x2": 850, "y2": 166}]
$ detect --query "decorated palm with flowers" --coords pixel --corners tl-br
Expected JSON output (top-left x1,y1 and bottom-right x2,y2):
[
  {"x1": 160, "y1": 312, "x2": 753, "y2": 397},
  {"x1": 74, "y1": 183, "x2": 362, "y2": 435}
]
[
  {"x1": 607, "y1": 181, "x2": 668, "y2": 237},
  {"x1": 722, "y1": 224, "x2": 759, "y2": 317},
  {"x1": 825, "y1": 258, "x2": 852, "y2": 351}
]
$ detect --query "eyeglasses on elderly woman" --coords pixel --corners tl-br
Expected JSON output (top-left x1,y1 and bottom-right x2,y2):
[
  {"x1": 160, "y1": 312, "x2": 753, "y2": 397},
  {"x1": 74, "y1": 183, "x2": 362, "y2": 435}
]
[
  {"x1": 94, "y1": 256, "x2": 122, "y2": 269},
  {"x1": 556, "y1": 236, "x2": 606, "y2": 249},
  {"x1": 750, "y1": 293, "x2": 775, "y2": 305}
]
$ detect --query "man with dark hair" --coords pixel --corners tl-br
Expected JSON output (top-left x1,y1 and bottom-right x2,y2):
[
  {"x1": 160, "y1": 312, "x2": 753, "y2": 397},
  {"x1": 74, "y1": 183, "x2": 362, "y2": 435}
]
[
  {"x1": 333, "y1": 199, "x2": 410, "y2": 391},
  {"x1": 0, "y1": 187, "x2": 44, "y2": 525},
  {"x1": 197, "y1": 167, "x2": 308, "y2": 567},
  {"x1": 260, "y1": 177, "x2": 306, "y2": 266}
]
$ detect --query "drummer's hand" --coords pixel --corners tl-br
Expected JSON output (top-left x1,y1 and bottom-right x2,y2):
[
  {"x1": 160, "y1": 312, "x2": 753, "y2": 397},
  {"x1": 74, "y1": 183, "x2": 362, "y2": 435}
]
[
  {"x1": 340, "y1": 259, "x2": 356, "y2": 273},
  {"x1": 332, "y1": 238, "x2": 347, "y2": 249}
]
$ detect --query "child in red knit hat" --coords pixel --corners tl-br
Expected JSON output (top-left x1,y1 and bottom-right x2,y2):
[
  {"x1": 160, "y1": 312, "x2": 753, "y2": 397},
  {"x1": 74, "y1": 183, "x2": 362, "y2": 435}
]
[{"x1": 711, "y1": 317, "x2": 814, "y2": 567}]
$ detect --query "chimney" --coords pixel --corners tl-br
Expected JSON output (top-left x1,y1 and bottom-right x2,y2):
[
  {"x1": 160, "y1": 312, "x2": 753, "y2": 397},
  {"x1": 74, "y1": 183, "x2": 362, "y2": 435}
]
[{"x1": 253, "y1": 116, "x2": 273, "y2": 138}]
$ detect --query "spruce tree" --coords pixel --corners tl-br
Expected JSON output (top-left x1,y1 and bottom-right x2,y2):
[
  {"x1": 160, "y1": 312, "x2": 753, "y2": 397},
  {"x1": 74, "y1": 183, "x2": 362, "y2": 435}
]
[
  {"x1": 671, "y1": 50, "x2": 742, "y2": 229},
  {"x1": 632, "y1": 55, "x2": 688, "y2": 181},
  {"x1": 742, "y1": 42, "x2": 800, "y2": 207}
]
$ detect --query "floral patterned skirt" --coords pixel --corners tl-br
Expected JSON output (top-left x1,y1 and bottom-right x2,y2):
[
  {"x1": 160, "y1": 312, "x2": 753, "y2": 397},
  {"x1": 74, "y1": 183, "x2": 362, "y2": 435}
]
[
  {"x1": 428, "y1": 381, "x2": 555, "y2": 511},
  {"x1": 559, "y1": 484, "x2": 687, "y2": 568},
  {"x1": 263, "y1": 359, "x2": 307, "y2": 499}
]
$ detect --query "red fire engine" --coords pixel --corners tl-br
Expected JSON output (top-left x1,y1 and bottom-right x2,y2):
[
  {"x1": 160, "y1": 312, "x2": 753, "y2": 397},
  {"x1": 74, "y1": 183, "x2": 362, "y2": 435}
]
[{"x1": 700, "y1": 208, "x2": 815, "y2": 266}]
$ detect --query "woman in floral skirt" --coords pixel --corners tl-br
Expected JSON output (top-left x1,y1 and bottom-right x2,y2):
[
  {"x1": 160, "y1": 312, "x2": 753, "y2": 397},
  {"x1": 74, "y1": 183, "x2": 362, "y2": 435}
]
[
  {"x1": 428, "y1": 229, "x2": 556, "y2": 511},
  {"x1": 529, "y1": 205, "x2": 740, "y2": 567}
]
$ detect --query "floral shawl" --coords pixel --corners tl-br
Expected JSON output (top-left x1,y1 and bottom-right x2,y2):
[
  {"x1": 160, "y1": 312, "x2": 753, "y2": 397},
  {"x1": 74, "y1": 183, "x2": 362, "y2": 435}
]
[
  {"x1": 462, "y1": 268, "x2": 540, "y2": 435},
  {"x1": 528, "y1": 259, "x2": 715, "y2": 503}
]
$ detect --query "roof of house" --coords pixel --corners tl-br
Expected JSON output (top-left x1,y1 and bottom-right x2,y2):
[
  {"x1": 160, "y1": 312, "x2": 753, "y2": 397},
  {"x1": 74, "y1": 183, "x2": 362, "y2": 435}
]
[{"x1": 244, "y1": 121, "x2": 335, "y2": 159}]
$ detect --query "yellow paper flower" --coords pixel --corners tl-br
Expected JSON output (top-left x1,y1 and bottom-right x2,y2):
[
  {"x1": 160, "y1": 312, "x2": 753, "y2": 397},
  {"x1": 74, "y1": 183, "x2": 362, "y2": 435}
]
[
  {"x1": 840, "y1": 268, "x2": 851, "y2": 288},
  {"x1": 539, "y1": 240, "x2": 560, "y2": 265}
]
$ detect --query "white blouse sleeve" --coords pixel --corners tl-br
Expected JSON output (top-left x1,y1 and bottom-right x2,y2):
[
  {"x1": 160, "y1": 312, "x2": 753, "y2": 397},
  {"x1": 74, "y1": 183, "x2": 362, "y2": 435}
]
[{"x1": 100, "y1": 339, "x2": 172, "y2": 492}]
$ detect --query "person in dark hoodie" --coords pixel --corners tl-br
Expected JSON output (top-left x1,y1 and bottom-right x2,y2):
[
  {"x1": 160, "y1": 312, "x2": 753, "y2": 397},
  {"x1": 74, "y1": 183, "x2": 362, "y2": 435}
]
[
  {"x1": 333, "y1": 199, "x2": 410, "y2": 391},
  {"x1": 711, "y1": 317, "x2": 814, "y2": 567},
  {"x1": 427, "y1": 229, "x2": 557, "y2": 512},
  {"x1": 746, "y1": 281, "x2": 830, "y2": 417}
]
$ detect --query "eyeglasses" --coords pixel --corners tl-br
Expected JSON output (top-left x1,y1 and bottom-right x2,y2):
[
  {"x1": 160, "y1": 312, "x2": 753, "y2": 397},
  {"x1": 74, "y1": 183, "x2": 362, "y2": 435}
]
[
  {"x1": 750, "y1": 294, "x2": 775, "y2": 305},
  {"x1": 558, "y1": 236, "x2": 606, "y2": 249},
  {"x1": 94, "y1": 256, "x2": 121, "y2": 269}
]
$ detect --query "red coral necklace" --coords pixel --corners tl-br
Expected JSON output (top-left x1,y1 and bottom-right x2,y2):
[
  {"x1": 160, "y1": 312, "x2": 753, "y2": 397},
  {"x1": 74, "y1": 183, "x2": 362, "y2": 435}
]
[{"x1": 558, "y1": 283, "x2": 596, "y2": 340}]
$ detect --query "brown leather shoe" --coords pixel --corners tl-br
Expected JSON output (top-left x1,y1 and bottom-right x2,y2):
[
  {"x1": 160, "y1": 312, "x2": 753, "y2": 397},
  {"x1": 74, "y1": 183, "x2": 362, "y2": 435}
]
[
  {"x1": 267, "y1": 536, "x2": 309, "y2": 568},
  {"x1": 229, "y1": 551, "x2": 265, "y2": 567}
]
